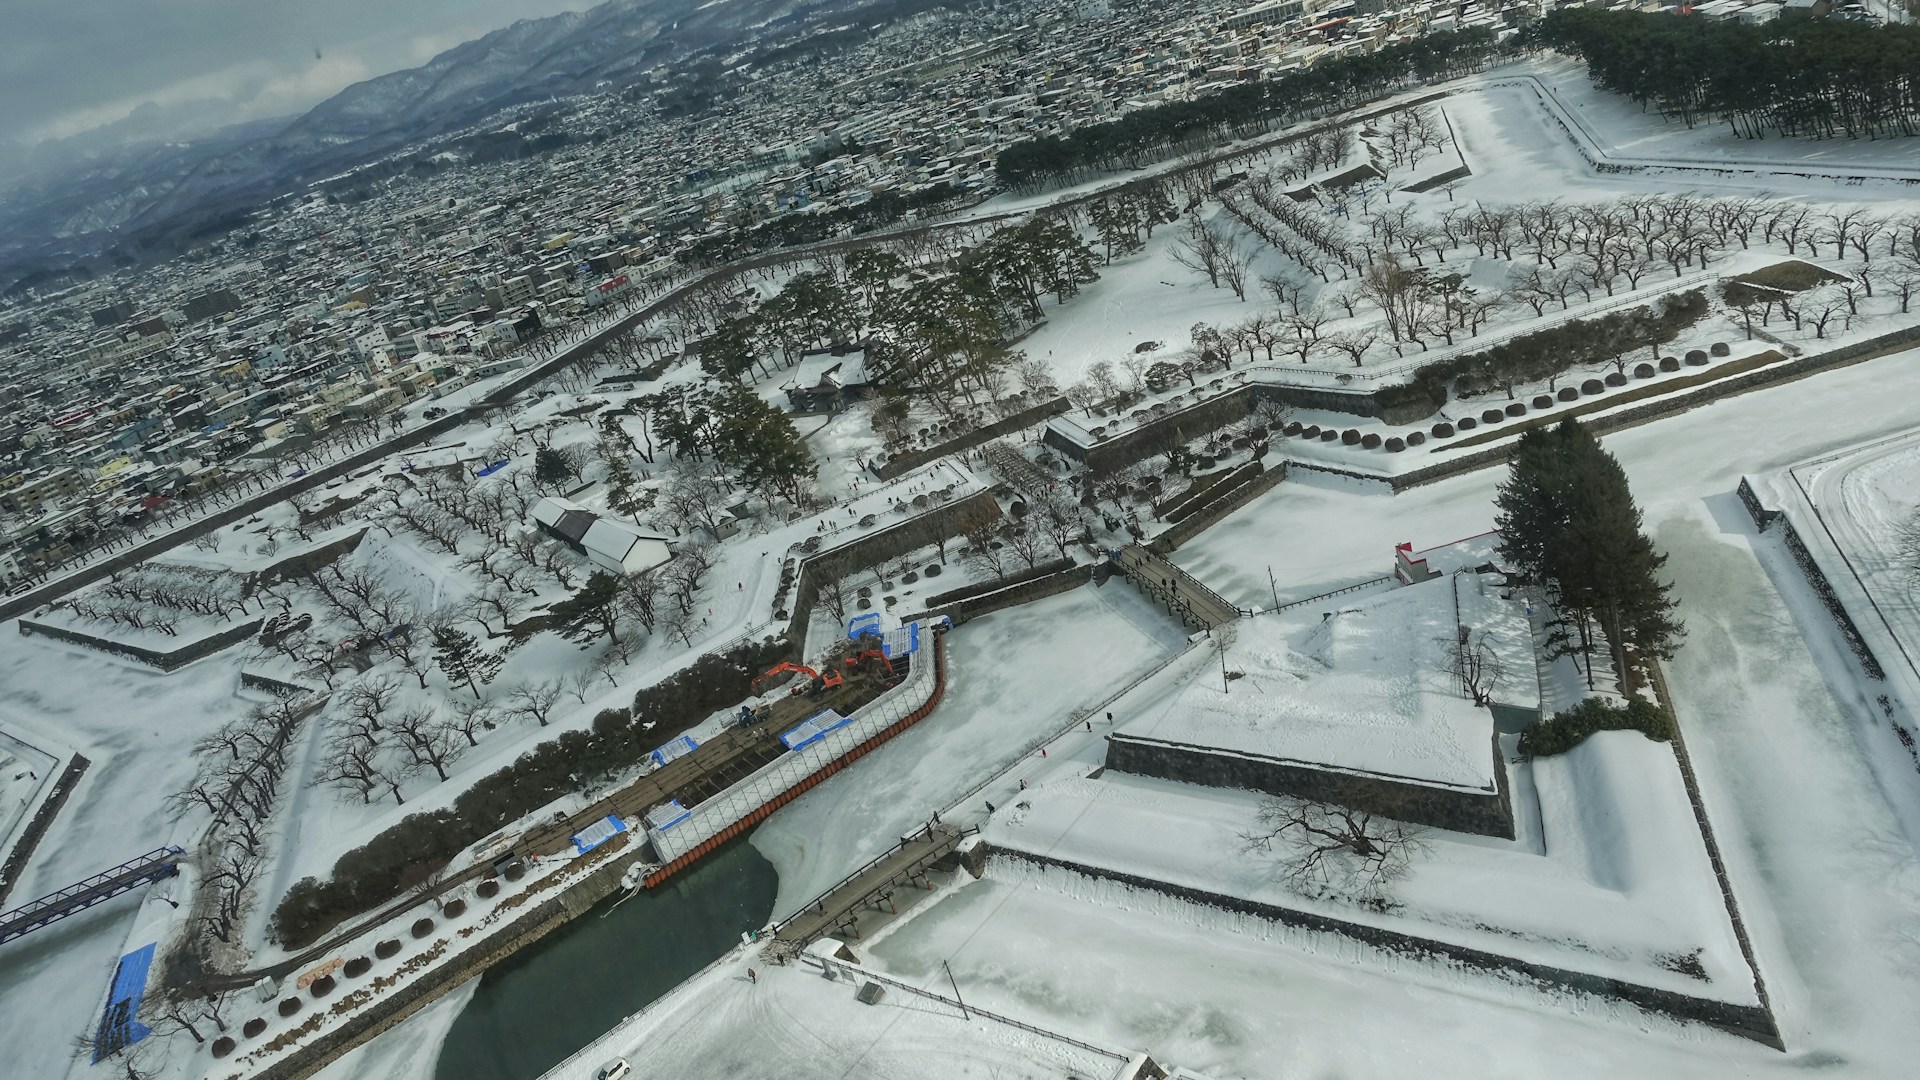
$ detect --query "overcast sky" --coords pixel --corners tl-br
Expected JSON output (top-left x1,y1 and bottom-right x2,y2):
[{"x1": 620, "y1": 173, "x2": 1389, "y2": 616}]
[{"x1": 0, "y1": 0, "x2": 594, "y2": 145}]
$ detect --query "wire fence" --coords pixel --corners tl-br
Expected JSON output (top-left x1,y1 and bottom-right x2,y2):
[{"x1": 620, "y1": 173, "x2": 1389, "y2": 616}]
[{"x1": 804, "y1": 953, "x2": 1130, "y2": 1064}]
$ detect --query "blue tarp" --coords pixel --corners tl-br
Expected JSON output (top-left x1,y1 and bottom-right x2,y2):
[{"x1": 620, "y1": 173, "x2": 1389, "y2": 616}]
[
  {"x1": 571, "y1": 815, "x2": 628, "y2": 854},
  {"x1": 92, "y1": 943, "x2": 155, "y2": 1062},
  {"x1": 646, "y1": 800, "x2": 692, "y2": 831},
  {"x1": 848, "y1": 613, "x2": 883, "y2": 640},
  {"x1": 780, "y1": 709, "x2": 853, "y2": 751},
  {"x1": 881, "y1": 623, "x2": 920, "y2": 659},
  {"x1": 648, "y1": 734, "x2": 699, "y2": 769},
  {"x1": 474, "y1": 458, "x2": 510, "y2": 477}
]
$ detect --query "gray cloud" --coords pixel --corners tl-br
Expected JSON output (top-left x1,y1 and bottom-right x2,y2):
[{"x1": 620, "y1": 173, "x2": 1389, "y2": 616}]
[{"x1": 0, "y1": 0, "x2": 592, "y2": 144}]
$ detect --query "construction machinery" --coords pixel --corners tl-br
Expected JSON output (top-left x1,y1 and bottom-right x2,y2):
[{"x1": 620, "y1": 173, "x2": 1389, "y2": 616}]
[{"x1": 750, "y1": 661, "x2": 843, "y2": 698}]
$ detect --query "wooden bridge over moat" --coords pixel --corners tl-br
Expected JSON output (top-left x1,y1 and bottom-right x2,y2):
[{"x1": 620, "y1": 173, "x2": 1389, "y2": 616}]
[{"x1": 764, "y1": 822, "x2": 973, "y2": 960}]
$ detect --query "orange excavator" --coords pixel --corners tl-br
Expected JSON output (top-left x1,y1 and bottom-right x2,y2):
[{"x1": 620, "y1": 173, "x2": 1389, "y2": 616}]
[
  {"x1": 842, "y1": 648, "x2": 894, "y2": 679},
  {"x1": 751, "y1": 661, "x2": 843, "y2": 697}
]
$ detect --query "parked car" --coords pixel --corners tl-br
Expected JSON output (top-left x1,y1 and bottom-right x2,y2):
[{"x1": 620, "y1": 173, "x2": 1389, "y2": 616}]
[{"x1": 595, "y1": 1060, "x2": 632, "y2": 1080}]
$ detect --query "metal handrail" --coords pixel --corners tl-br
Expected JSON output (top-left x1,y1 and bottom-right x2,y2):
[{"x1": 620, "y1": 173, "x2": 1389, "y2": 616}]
[{"x1": 806, "y1": 954, "x2": 1128, "y2": 1062}]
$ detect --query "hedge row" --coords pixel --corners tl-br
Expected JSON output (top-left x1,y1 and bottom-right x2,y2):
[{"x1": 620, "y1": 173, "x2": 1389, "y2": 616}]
[
  {"x1": 269, "y1": 635, "x2": 792, "y2": 948},
  {"x1": 1377, "y1": 290, "x2": 1710, "y2": 419},
  {"x1": 1519, "y1": 696, "x2": 1676, "y2": 757}
]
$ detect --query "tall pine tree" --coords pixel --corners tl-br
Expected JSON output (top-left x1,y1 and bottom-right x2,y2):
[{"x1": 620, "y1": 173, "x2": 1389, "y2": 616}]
[
  {"x1": 1495, "y1": 419, "x2": 1680, "y2": 692},
  {"x1": 432, "y1": 626, "x2": 503, "y2": 698}
]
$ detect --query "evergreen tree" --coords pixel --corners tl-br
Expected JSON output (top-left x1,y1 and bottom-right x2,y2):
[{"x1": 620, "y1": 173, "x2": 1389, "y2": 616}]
[
  {"x1": 713, "y1": 387, "x2": 816, "y2": 506},
  {"x1": 533, "y1": 446, "x2": 575, "y2": 491},
  {"x1": 432, "y1": 626, "x2": 503, "y2": 698},
  {"x1": 551, "y1": 571, "x2": 625, "y2": 646},
  {"x1": 1495, "y1": 419, "x2": 1680, "y2": 692}
]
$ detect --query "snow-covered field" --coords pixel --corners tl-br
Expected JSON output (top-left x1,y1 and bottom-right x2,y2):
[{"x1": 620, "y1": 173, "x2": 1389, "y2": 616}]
[
  {"x1": 752, "y1": 581, "x2": 1189, "y2": 918},
  {"x1": 982, "y1": 740, "x2": 1755, "y2": 1005},
  {"x1": 1117, "y1": 573, "x2": 1523, "y2": 790}
]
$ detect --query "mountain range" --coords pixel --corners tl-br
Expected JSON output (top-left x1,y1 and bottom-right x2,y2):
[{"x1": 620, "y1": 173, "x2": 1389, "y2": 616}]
[{"x1": 0, "y1": 0, "x2": 846, "y2": 293}]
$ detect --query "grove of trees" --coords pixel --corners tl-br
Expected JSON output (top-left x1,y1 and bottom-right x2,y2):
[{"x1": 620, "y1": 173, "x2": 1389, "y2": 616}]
[
  {"x1": 995, "y1": 28, "x2": 1502, "y2": 189},
  {"x1": 1543, "y1": 10, "x2": 1920, "y2": 141}
]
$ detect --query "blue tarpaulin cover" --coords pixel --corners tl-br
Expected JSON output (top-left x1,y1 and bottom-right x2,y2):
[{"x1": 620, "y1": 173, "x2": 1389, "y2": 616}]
[
  {"x1": 848, "y1": 613, "x2": 883, "y2": 640},
  {"x1": 92, "y1": 943, "x2": 155, "y2": 1062},
  {"x1": 571, "y1": 815, "x2": 628, "y2": 854},
  {"x1": 780, "y1": 709, "x2": 853, "y2": 751},
  {"x1": 646, "y1": 800, "x2": 692, "y2": 831},
  {"x1": 881, "y1": 623, "x2": 919, "y2": 658},
  {"x1": 648, "y1": 734, "x2": 699, "y2": 769}
]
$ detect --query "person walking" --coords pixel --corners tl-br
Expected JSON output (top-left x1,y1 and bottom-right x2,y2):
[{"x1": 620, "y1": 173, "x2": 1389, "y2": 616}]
[
  {"x1": 1106, "y1": 711, "x2": 1114, "y2": 723},
  {"x1": 1039, "y1": 747, "x2": 1048, "y2": 758},
  {"x1": 1019, "y1": 778, "x2": 1028, "y2": 791},
  {"x1": 748, "y1": 968, "x2": 757, "y2": 985},
  {"x1": 984, "y1": 800, "x2": 996, "y2": 814},
  {"x1": 1085, "y1": 720, "x2": 1093, "y2": 732}
]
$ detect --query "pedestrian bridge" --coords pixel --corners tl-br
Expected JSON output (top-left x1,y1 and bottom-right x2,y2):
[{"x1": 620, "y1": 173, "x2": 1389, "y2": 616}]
[
  {"x1": 766, "y1": 823, "x2": 970, "y2": 959},
  {"x1": 0, "y1": 847, "x2": 182, "y2": 947}
]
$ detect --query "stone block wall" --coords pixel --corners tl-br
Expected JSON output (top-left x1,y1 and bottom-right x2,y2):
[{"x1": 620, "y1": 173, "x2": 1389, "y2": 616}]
[
  {"x1": 17, "y1": 616, "x2": 264, "y2": 672},
  {"x1": 1105, "y1": 730, "x2": 1515, "y2": 840},
  {"x1": 989, "y1": 846, "x2": 1781, "y2": 1048}
]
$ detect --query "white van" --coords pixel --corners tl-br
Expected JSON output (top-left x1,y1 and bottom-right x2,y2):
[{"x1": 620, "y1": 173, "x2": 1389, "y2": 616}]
[{"x1": 595, "y1": 1060, "x2": 632, "y2": 1080}]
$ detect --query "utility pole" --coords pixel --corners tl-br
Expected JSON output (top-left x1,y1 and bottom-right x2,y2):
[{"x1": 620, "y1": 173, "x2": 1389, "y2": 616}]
[
  {"x1": 1267, "y1": 565, "x2": 1280, "y2": 612},
  {"x1": 943, "y1": 960, "x2": 970, "y2": 1021}
]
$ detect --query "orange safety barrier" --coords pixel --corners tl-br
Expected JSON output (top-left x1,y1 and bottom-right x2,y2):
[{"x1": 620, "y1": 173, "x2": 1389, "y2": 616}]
[{"x1": 644, "y1": 629, "x2": 948, "y2": 889}]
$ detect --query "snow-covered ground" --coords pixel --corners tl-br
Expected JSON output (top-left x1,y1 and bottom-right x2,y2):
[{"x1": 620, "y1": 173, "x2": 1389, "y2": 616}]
[
  {"x1": 752, "y1": 581, "x2": 1190, "y2": 918},
  {"x1": 982, "y1": 741, "x2": 1755, "y2": 1005},
  {"x1": 551, "y1": 342, "x2": 1920, "y2": 1080},
  {"x1": 1115, "y1": 573, "x2": 1523, "y2": 791}
]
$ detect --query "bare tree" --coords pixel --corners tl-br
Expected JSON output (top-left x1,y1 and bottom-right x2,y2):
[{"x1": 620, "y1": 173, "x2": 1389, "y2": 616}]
[
  {"x1": 1443, "y1": 625, "x2": 1508, "y2": 707},
  {"x1": 1896, "y1": 506, "x2": 1920, "y2": 588},
  {"x1": 1170, "y1": 215, "x2": 1231, "y2": 290},
  {"x1": 1239, "y1": 797, "x2": 1424, "y2": 899},
  {"x1": 1001, "y1": 522, "x2": 1046, "y2": 570},
  {"x1": 619, "y1": 569, "x2": 664, "y2": 634},
  {"x1": 315, "y1": 731, "x2": 386, "y2": 804},
  {"x1": 391, "y1": 705, "x2": 463, "y2": 782},
  {"x1": 447, "y1": 698, "x2": 501, "y2": 746},
  {"x1": 507, "y1": 680, "x2": 563, "y2": 727}
]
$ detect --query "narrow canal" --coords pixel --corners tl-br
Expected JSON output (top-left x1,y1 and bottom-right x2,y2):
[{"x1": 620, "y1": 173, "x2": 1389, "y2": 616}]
[{"x1": 433, "y1": 840, "x2": 778, "y2": 1080}]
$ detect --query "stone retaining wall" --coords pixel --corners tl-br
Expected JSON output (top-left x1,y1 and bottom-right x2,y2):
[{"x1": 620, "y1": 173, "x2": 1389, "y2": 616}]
[
  {"x1": 1148, "y1": 462, "x2": 1287, "y2": 555},
  {"x1": 250, "y1": 528, "x2": 371, "y2": 592},
  {"x1": 989, "y1": 846, "x2": 1782, "y2": 1048},
  {"x1": 17, "y1": 616, "x2": 263, "y2": 671},
  {"x1": 785, "y1": 489, "x2": 1003, "y2": 645},
  {"x1": 0, "y1": 754, "x2": 90, "y2": 909},
  {"x1": 904, "y1": 562, "x2": 1092, "y2": 626},
  {"x1": 1732, "y1": 479, "x2": 1885, "y2": 680},
  {"x1": 875, "y1": 397, "x2": 1068, "y2": 480},
  {"x1": 1105, "y1": 730, "x2": 1515, "y2": 839}
]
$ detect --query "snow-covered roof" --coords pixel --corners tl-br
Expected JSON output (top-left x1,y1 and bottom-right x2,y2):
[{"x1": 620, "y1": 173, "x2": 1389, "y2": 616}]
[
  {"x1": 531, "y1": 496, "x2": 674, "y2": 574},
  {"x1": 784, "y1": 350, "x2": 868, "y2": 391}
]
